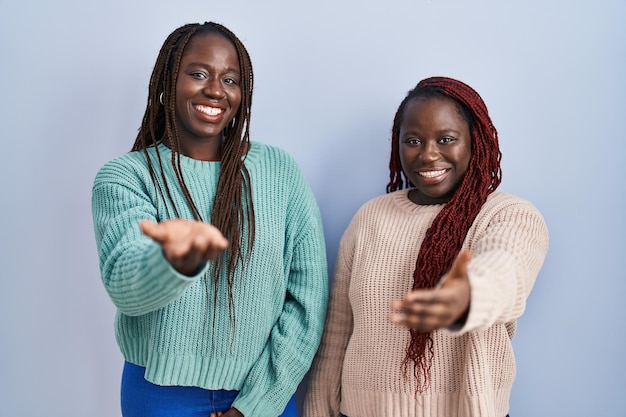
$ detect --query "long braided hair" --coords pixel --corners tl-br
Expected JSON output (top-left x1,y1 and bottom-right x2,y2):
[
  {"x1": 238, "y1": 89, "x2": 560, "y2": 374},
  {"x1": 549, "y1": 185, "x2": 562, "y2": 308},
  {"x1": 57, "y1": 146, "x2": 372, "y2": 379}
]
[
  {"x1": 131, "y1": 22, "x2": 255, "y2": 328},
  {"x1": 387, "y1": 76, "x2": 502, "y2": 390}
]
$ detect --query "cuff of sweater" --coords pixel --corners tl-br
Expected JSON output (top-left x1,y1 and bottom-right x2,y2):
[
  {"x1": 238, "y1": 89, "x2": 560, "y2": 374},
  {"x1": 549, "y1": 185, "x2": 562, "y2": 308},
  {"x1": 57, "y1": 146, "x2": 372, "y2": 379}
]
[
  {"x1": 142, "y1": 241, "x2": 208, "y2": 281},
  {"x1": 120, "y1": 243, "x2": 206, "y2": 315},
  {"x1": 447, "y1": 250, "x2": 516, "y2": 334}
]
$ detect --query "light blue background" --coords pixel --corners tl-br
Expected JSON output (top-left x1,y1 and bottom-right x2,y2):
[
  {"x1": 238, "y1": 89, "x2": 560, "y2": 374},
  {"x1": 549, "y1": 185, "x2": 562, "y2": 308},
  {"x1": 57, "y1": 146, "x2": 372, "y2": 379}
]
[{"x1": 1, "y1": 1, "x2": 624, "y2": 416}]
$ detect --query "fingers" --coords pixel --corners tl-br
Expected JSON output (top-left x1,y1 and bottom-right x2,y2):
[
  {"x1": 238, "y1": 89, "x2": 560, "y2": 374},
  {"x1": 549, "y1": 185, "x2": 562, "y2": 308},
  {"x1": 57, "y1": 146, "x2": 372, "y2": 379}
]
[
  {"x1": 196, "y1": 226, "x2": 229, "y2": 258},
  {"x1": 223, "y1": 408, "x2": 244, "y2": 417},
  {"x1": 141, "y1": 219, "x2": 228, "y2": 252},
  {"x1": 140, "y1": 219, "x2": 165, "y2": 243},
  {"x1": 389, "y1": 250, "x2": 473, "y2": 331},
  {"x1": 212, "y1": 408, "x2": 241, "y2": 417},
  {"x1": 162, "y1": 225, "x2": 224, "y2": 259},
  {"x1": 139, "y1": 219, "x2": 229, "y2": 275},
  {"x1": 389, "y1": 295, "x2": 447, "y2": 331}
]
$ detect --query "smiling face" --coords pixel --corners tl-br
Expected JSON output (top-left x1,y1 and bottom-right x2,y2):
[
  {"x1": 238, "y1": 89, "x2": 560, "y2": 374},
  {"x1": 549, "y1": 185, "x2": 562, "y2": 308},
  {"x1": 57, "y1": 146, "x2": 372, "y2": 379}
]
[
  {"x1": 399, "y1": 95, "x2": 472, "y2": 205},
  {"x1": 174, "y1": 32, "x2": 242, "y2": 154}
]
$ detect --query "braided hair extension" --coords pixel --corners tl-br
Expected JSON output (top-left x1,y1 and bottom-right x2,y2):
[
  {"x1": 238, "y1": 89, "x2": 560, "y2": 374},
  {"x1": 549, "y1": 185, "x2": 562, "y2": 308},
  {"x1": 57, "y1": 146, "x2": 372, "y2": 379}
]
[
  {"x1": 387, "y1": 76, "x2": 502, "y2": 391},
  {"x1": 131, "y1": 22, "x2": 255, "y2": 330}
]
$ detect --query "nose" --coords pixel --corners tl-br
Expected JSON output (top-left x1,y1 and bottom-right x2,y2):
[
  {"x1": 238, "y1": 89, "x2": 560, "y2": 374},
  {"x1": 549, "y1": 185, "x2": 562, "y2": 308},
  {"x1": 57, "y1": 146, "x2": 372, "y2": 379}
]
[
  {"x1": 419, "y1": 141, "x2": 439, "y2": 162},
  {"x1": 203, "y1": 78, "x2": 226, "y2": 100}
]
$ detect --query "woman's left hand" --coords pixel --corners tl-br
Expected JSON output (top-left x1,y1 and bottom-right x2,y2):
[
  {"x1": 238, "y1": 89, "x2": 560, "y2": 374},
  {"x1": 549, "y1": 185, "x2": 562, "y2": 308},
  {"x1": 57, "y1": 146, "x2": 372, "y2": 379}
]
[
  {"x1": 389, "y1": 249, "x2": 472, "y2": 332},
  {"x1": 209, "y1": 408, "x2": 244, "y2": 417}
]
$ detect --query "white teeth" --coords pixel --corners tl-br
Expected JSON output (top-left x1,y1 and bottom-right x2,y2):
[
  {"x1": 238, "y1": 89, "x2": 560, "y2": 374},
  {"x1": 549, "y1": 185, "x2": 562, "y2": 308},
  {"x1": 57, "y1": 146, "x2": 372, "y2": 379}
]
[
  {"x1": 419, "y1": 169, "x2": 447, "y2": 178},
  {"x1": 195, "y1": 105, "x2": 223, "y2": 116}
]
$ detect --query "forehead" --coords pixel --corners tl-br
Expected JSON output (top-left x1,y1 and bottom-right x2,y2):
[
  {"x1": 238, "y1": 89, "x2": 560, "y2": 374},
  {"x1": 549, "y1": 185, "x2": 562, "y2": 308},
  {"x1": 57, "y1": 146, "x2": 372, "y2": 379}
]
[
  {"x1": 181, "y1": 32, "x2": 239, "y2": 65},
  {"x1": 403, "y1": 96, "x2": 469, "y2": 127}
]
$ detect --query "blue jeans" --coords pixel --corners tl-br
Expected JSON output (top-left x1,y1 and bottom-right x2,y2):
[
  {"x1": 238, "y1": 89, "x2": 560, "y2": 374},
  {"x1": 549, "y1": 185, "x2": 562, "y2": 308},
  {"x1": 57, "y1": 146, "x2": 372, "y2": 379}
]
[{"x1": 121, "y1": 361, "x2": 298, "y2": 417}]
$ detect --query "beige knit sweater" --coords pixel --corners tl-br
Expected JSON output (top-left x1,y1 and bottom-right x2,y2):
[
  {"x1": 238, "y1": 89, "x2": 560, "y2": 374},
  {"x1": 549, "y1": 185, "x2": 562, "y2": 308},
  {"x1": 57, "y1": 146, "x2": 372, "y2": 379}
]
[{"x1": 303, "y1": 190, "x2": 549, "y2": 417}]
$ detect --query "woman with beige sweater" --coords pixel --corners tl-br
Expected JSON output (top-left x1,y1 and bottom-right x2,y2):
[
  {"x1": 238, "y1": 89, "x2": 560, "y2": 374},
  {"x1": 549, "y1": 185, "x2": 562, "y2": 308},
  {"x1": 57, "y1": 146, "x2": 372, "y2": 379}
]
[{"x1": 303, "y1": 76, "x2": 549, "y2": 417}]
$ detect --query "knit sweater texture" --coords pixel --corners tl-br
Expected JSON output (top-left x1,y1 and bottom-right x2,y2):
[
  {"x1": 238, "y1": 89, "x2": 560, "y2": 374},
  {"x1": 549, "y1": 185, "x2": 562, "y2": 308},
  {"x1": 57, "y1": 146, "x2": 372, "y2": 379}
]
[
  {"x1": 92, "y1": 142, "x2": 328, "y2": 417},
  {"x1": 303, "y1": 189, "x2": 548, "y2": 417}
]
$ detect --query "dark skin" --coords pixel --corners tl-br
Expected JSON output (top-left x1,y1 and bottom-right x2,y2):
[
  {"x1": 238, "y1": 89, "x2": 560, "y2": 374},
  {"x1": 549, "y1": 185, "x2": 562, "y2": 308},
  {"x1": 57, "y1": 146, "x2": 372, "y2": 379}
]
[
  {"x1": 140, "y1": 33, "x2": 242, "y2": 275},
  {"x1": 140, "y1": 219, "x2": 228, "y2": 276},
  {"x1": 144, "y1": 32, "x2": 245, "y2": 417},
  {"x1": 210, "y1": 409, "x2": 243, "y2": 417},
  {"x1": 173, "y1": 32, "x2": 242, "y2": 161},
  {"x1": 390, "y1": 96, "x2": 473, "y2": 331},
  {"x1": 389, "y1": 249, "x2": 471, "y2": 331}
]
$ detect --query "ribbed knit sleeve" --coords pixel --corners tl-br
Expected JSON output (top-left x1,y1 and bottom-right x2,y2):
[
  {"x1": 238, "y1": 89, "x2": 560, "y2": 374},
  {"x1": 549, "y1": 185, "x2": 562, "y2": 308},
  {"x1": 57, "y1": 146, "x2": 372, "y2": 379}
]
[
  {"x1": 232, "y1": 147, "x2": 329, "y2": 417},
  {"x1": 92, "y1": 154, "x2": 205, "y2": 316},
  {"x1": 455, "y1": 192, "x2": 549, "y2": 333},
  {"x1": 302, "y1": 213, "x2": 355, "y2": 417}
]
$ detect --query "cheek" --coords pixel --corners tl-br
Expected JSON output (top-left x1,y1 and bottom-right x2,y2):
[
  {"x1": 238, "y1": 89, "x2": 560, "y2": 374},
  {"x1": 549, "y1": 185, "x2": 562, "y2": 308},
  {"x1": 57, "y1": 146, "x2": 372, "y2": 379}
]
[
  {"x1": 398, "y1": 146, "x2": 416, "y2": 178},
  {"x1": 461, "y1": 146, "x2": 472, "y2": 172},
  {"x1": 230, "y1": 89, "x2": 243, "y2": 109},
  {"x1": 398, "y1": 147, "x2": 409, "y2": 170},
  {"x1": 454, "y1": 141, "x2": 472, "y2": 173},
  {"x1": 174, "y1": 83, "x2": 191, "y2": 110}
]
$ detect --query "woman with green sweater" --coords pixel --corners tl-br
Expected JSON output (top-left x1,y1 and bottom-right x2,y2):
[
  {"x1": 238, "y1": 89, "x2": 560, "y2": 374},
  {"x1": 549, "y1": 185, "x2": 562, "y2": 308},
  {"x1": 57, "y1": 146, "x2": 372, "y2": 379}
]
[{"x1": 91, "y1": 22, "x2": 328, "y2": 417}]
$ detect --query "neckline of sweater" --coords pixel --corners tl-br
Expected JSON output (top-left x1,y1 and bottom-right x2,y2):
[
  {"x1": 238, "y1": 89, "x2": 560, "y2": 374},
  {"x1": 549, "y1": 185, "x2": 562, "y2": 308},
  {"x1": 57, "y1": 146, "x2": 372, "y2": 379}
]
[{"x1": 149, "y1": 142, "x2": 262, "y2": 172}]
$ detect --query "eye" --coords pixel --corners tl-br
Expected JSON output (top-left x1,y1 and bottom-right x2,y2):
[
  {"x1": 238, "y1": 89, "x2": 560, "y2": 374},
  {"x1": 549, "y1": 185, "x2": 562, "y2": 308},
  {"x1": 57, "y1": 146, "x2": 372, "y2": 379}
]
[
  {"x1": 439, "y1": 136, "x2": 455, "y2": 144},
  {"x1": 190, "y1": 71, "x2": 207, "y2": 80},
  {"x1": 223, "y1": 77, "x2": 238, "y2": 85},
  {"x1": 405, "y1": 138, "x2": 421, "y2": 145}
]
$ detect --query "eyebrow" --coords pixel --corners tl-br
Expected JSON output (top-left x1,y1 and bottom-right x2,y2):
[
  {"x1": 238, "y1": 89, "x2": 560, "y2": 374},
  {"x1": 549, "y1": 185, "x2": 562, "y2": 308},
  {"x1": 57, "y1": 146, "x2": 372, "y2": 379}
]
[
  {"x1": 401, "y1": 128, "x2": 463, "y2": 136},
  {"x1": 184, "y1": 62, "x2": 240, "y2": 74},
  {"x1": 436, "y1": 128, "x2": 462, "y2": 135}
]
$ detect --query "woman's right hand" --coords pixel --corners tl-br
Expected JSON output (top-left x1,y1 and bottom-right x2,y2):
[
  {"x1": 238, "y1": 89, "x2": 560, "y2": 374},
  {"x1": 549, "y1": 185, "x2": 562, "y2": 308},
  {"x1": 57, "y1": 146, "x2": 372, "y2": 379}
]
[
  {"x1": 140, "y1": 219, "x2": 228, "y2": 276},
  {"x1": 389, "y1": 249, "x2": 472, "y2": 332}
]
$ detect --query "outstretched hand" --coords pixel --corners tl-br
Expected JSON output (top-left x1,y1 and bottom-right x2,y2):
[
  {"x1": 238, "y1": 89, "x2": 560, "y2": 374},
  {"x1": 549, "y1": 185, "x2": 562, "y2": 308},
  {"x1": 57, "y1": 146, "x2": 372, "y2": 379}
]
[
  {"x1": 389, "y1": 249, "x2": 472, "y2": 332},
  {"x1": 140, "y1": 219, "x2": 228, "y2": 276}
]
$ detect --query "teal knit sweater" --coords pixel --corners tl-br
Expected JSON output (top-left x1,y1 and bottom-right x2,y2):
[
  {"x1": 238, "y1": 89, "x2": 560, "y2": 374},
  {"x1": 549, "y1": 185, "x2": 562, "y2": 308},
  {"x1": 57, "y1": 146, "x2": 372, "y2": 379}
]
[{"x1": 92, "y1": 142, "x2": 328, "y2": 417}]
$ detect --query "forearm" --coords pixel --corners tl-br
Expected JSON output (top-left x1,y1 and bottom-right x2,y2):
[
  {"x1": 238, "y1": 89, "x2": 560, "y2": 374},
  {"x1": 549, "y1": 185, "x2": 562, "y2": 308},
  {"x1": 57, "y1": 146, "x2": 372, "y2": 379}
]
[
  {"x1": 101, "y1": 238, "x2": 204, "y2": 316},
  {"x1": 454, "y1": 200, "x2": 549, "y2": 333}
]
